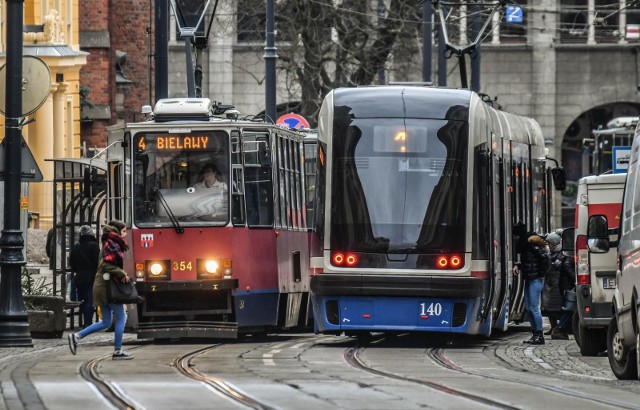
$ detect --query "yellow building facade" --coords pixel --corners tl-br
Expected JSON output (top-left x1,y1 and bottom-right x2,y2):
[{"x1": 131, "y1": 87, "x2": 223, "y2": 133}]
[{"x1": 0, "y1": 0, "x2": 87, "y2": 230}]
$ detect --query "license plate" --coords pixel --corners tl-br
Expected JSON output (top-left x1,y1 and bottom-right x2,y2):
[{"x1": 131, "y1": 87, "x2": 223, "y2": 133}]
[{"x1": 603, "y1": 277, "x2": 616, "y2": 289}]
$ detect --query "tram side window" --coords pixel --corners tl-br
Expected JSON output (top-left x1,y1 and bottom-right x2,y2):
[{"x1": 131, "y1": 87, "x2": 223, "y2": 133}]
[
  {"x1": 244, "y1": 134, "x2": 274, "y2": 227},
  {"x1": 472, "y1": 147, "x2": 490, "y2": 259}
]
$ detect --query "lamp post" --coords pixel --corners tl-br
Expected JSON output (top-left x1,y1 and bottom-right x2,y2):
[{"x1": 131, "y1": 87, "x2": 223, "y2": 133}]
[
  {"x1": 170, "y1": 0, "x2": 211, "y2": 98},
  {"x1": 264, "y1": 0, "x2": 277, "y2": 123},
  {"x1": 0, "y1": 0, "x2": 33, "y2": 347}
]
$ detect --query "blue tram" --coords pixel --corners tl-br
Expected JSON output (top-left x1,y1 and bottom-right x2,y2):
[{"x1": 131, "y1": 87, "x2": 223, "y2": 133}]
[{"x1": 309, "y1": 86, "x2": 564, "y2": 337}]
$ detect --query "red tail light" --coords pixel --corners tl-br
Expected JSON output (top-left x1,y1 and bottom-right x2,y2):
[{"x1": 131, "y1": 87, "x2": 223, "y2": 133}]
[
  {"x1": 576, "y1": 234, "x2": 590, "y2": 285},
  {"x1": 436, "y1": 255, "x2": 463, "y2": 269},
  {"x1": 331, "y1": 252, "x2": 359, "y2": 267}
]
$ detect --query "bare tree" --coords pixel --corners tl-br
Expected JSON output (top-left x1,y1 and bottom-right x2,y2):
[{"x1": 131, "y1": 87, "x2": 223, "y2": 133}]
[{"x1": 237, "y1": 0, "x2": 423, "y2": 125}]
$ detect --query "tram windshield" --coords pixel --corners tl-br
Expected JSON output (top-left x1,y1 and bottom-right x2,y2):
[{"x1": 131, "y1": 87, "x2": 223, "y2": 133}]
[
  {"x1": 330, "y1": 117, "x2": 468, "y2": 254},
  {"x1": 133, "y1": 131, "x2": 230, "y2": 227}
]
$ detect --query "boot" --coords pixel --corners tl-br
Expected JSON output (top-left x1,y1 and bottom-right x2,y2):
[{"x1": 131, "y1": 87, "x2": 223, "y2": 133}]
[
  {"x1": 530, "y1": 331, "x2": 545, "y2": 345},
  {"x1": 551, "y1": 328, "x2": 569, "y2": 340},
  {"x1": 523, "y1": 332, "x2": 536, "y2": 344},
  {"x1": 544, "y1": 328, "x2": 553, "y2": 335}
]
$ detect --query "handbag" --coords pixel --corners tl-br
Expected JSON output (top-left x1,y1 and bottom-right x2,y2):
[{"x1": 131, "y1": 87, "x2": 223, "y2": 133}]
[{"x1": 106, "y1": 278, "x2": 139, "y2": 304}]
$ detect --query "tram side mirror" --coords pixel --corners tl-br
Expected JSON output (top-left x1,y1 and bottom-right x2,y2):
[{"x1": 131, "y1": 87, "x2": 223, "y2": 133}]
[
  {"x1": 551, "y1": 167, "x2": 566, "y2": 191},
  {"x1": 587, "y1": 214, "x2": 610, "y2": 253}
]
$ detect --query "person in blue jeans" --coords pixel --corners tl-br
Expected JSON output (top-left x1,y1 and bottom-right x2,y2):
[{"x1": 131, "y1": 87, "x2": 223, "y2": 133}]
[
  {"x1": 67, "y1": 220, "x2": 134, "y2": 360},
  {"x1": 514, "y1": 222, "x2": 551, "y2": 345}
]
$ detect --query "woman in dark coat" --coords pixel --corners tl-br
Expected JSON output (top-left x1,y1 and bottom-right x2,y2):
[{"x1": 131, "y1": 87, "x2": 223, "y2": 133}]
[
  {"x1": 69, "y1": 225, "x2": 100, "y2": 328},
  {"x1": 67, "y1": 220, "x2": 134, "y2": 360},
  {"x1": 514, "y1": 222, "x2": 550, "y2": 345}
]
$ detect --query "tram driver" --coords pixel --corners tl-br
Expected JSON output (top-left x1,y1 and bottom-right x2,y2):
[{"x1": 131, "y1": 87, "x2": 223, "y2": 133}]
[{"x1": 194, "y1": 162, "x2": 229, "y2": 218}]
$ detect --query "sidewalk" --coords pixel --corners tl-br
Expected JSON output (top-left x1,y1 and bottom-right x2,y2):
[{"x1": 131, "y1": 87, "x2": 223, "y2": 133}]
[{"x1": 0, "y1": 262, "x2": 134, "y2": 361}]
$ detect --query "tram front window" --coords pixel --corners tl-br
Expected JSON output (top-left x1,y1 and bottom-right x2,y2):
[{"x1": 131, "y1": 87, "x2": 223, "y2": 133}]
[
  {"x1": 330, "y1": 117, "x2": 468, "y2": 255},
  {"x1": 133, "y1": 131, "x2": 230, "y2": 226}
]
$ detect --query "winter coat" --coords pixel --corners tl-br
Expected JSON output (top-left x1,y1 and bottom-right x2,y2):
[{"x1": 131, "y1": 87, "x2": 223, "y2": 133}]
[
  {"x1": 69, "y1": 235, "x2": 100, "y2": 285},
  {"x1": 518, "y1": 233, "x2": 550, "y2": 281},
  {"x1": 542, "y1": 250, "x2": 575, "y2": 312},
  {"x1": 92, "y1": 225, "x2": 129, "y2": 307}
]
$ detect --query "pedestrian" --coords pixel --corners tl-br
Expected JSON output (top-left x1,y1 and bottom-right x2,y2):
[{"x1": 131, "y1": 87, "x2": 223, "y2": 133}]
[
  {"x1": 68, "y1": 225, "x2": 100, "y2": 328},
  {"x1": 45, "y1": 227, "x2": 55, "y2": 271},
  {"x1": 514, "y1": 222, "x2": 551, "y2": 345},
  {"x1": 545, "y1": 232, "x2": 575, "y2": 339},
  {"x1": 67, "y1": 220, "x2": 134, "y2": 360}
]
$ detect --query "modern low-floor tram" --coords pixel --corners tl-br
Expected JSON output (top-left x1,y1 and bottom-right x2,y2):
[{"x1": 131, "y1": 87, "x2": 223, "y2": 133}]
[{"x1": 310, "y1": 86, "x2": 563, "y2": 338}]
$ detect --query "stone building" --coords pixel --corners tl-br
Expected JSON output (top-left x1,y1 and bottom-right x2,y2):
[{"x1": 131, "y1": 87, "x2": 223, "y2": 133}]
[{"x1": 0, "y1": 1, "x2": 87, "y2": 230}]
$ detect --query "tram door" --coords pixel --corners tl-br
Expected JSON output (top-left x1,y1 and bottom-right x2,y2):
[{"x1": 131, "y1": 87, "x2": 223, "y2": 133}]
[{"x1": 490, "y1": 132, "x2": 509, "y2": 329}]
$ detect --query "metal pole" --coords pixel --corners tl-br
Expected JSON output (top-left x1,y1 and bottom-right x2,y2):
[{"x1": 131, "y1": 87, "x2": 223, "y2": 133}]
[
  {"x1": 184, "y1": 36, "x2": 196, "y2": 98},
  {"x1": 264, "y1": 0, "x2": 277, "y2": 123},
  {"x1": 438, "y1": 23, "x2": 447, "y2": 86},
  {"x1": 423, "y1": 0, "x2": 432, "y2": 84},
  {"x1": 378, "y1": 0, "x2": 386, "y2": 85},
  {"x1": 0, "y1": 0, "x2": 33, "y2": 347},
  {"x1": 155, "y1": 0, "x2": 169, "y2": 101},
  {"x1": 470, "y1": 5, "x2": 481, "y2": 92}
]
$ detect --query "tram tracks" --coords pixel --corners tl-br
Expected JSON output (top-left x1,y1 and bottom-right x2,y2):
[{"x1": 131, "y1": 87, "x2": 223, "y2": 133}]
[
  {"x1": 343, "y1": 346, "x2": 519, "y2": 409},
  {"x1": 80, "y1": 343, "x2": 275, "y2": 409},
  {"x1": 172, "y1": 345, "x2": 276, "y2": 410},
  {"x1": 80, "y1": 347, "x2": 145, "y2": 410},
  {"x1": 427, "y1": 346, "x2": 640, "y2": 410}
]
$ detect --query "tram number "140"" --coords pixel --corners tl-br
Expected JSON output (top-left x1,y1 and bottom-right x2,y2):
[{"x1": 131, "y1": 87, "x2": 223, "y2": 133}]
[{"x1": 420, "y1": 302, "x2": 442, "y2": 316}]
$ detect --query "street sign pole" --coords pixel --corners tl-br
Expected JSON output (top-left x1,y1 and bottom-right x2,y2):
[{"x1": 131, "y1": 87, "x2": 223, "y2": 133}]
[{"x1": 0, "y1": 0, "x2": 33, "y2": 347}]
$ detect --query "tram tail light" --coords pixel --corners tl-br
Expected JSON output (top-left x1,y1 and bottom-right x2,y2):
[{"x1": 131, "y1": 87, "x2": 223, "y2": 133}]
[
  {"x1": 135, "y1": 262, "x2": 145, "y2": 279},
  {"x1": 437, "y1": 255, "x2": 464, "y2": 270},
  {"x1": 331, "y1": 252, "x2": 359, "y2": 267},
  {"x1": 576, "y1": 235, "x2": 590, "y2": 285},
  {"x1": 223, "y1": 258, "x2": 232, "y2": 278}
]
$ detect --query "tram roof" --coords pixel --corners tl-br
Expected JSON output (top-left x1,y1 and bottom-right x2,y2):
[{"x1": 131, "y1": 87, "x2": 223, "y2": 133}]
[{"x1": 331, "y1": 86, "x2": 471, "y2": 121}]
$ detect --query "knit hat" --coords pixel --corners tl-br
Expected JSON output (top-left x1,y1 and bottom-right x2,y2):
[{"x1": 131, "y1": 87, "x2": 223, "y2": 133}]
[
  {"x1": 546, "y1": 232, "x2": 561, "y2": 248},
  {"x1": 79, "y1": 225, "x2": 94, "y2": 237}
]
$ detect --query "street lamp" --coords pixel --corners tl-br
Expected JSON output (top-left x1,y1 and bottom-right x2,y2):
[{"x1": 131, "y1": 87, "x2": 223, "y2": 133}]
[
  {"x1": 0, "y1": 0, "x2": 33, "y2": 347},
  {"x1": 169, "y1": 0, "x2": 214, "y2": 98}
]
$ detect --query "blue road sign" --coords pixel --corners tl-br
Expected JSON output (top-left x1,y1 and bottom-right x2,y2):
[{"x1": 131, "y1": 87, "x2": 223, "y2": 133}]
[
  {"x1": 613, "y1": 146, "x2": 631, "y2": 174},
  {"x1": 506, "y1": 5, "x2": 523, "y2": 24}
]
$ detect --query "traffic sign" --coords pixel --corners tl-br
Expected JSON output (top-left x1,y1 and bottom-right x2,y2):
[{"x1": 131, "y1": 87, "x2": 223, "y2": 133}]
[
  {"x1": 276, "y1": 113, "x2": 310, "y2": 129},
  {"x1": 613, "y1": 146, "x2": 631, "y2": 174},
  {"x1": 505, "y1": 5, "x2": 523, "y2": 24},
  {"x1": 0, "y1": 136, "x2": 43, "y2": 182}
]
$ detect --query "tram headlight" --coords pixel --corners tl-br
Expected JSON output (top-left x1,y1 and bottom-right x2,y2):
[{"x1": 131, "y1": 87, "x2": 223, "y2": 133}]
[
  {"x1": 150, "y1": 262, "x2": 164, "y2": 276},
  {"x1": 205, "y1": 260, "x2": 219, "y2": 274},
  {"x1": 144, "y1": 260, "x2": 171, "y2": 281}
]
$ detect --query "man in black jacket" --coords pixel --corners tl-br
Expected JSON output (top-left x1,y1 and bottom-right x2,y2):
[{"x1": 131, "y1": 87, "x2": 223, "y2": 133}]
[{"x1": 69, "y1": 225, "x2": 100, "y2": 328}]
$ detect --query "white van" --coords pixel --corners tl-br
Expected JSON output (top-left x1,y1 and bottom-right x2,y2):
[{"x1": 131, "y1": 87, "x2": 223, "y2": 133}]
[
  {"x1": 574, "y1": 172, "x2": 625, "y2": 356},
  {"x1": 602, "y1": 123, "x2": 640, "y2": 380}
]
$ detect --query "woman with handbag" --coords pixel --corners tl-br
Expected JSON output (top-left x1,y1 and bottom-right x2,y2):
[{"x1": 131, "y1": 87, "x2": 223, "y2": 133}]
[{"x1": 68, "y1": 220, "x2": 134, "y2": 360}]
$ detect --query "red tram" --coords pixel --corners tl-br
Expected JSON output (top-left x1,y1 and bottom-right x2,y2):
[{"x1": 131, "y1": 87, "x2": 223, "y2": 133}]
[{"x1": 104, "y1": 98, "x2": 314, "y2": 339}]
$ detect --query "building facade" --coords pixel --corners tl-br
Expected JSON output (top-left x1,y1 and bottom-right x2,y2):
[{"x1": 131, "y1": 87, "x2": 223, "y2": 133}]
[{"x1": 0, "y1": 1, "x2": 87, "y2": 230}]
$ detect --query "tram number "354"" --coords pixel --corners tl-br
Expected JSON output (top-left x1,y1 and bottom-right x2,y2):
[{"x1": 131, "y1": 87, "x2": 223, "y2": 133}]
[
  {"x1": 173, "y1": 261, "x2": 192, "y2": 271},
  {"x1": 419, "y1": 302, "x2": 442, "y2": 316}
]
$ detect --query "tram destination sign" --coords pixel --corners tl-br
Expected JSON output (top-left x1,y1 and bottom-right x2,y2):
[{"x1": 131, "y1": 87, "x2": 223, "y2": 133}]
[{"x1": 137, "y1": 135, "x2": 211, "y2": 151}]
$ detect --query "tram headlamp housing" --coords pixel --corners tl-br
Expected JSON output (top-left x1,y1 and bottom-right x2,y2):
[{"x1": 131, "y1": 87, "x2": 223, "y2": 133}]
[
  {"x1": 196, "y1": 258, "x2": 232, "y2": 279},
  {"x1": 144, "y1": 259, "x2": 171, "y2": 281}
]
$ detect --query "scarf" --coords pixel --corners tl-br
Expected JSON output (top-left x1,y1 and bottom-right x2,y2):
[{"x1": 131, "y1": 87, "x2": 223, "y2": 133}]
[{"x1": 101, "y1": 231, "x2": 128, "y2": 268}]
